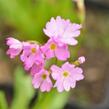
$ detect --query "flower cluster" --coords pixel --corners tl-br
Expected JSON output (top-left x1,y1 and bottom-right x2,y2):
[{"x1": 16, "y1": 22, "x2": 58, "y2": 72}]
[{"x1": 6, "y1": 16, "x2": 85, "y2": 92}]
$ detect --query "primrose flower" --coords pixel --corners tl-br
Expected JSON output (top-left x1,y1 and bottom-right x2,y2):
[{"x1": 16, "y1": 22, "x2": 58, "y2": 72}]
[
  {"x1": 20, "y1": 42, "x2": 44, "y2": 71},
  {"x1": 6, "y1": 37, "x2": 23, "y2": 58},
  {"x1": 43, "y1": 16, "x2": 82, "y2": 45},
  {"x1": 51, "y1": 62, "x2": 84, "y2": 92},
  {"x1": 32, "y1": 69, "x2": 53, "y2": 92},
  {"x1": 41, "y1": 39, "x2": 70, "y2": 61},
  {"x1": 6, "y1": 16, "x2": 85, "y2": 93}
]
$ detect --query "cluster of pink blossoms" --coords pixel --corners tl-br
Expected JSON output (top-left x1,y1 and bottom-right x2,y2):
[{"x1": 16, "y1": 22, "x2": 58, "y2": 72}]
[{"x1": 6, "y1": 16, "x2": 85, "y2": 92}]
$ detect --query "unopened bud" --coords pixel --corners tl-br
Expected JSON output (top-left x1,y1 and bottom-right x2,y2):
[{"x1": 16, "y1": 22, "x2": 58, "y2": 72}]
[{"x1": 78, "y1": 56, "x2": 85, "y2": 64}]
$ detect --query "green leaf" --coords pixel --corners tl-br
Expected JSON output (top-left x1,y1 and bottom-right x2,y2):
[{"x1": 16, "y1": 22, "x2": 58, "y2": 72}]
[
  {"x1": 0, "y1": 91, "x2": 8, "y2": 109},
  {"x1": 11, "y1": 66, "x2": 35, "y2": 109}
]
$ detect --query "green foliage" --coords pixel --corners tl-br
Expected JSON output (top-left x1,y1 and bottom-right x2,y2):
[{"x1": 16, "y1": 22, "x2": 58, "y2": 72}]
[
  {"x1": 0, "y1": 0, "x2": 79, "y2": 42},
  {"x1": 10, "y1": 67, "x2": 35, "y2": 109},
  {"x1": 0, "y1": 67, "x2": 35, "y2": 109},
  {"x1": 32, "y1": 90, "x2": 70, "y2": 109},
  {"x1": 0, "y1": 91, "x2": 8, "y2": 109}
]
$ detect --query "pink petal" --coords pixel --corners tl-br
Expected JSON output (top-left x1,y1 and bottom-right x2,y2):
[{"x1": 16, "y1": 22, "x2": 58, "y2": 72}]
[
  {"x1": 61, "y1": 38, "x2": 78, "y2": 45},
  {"x1": 40, "y1": 79, "x2": 52, "y2": 92},
  {"x1": 72, "y1": 73, "x2": 84, "y2": 81},
  {"x1": 6, "y1": 37, "x2": 21, "y2": 46},
  {"x1": 62, "y1": 62, "x2": 75, "y2": 72},
  {"x1": 32, "y1": 73, "x2": 42, "y2": 89},
  {"x1": 24, "y1": 54, "x2": 36, "y2": 70},
  {"x1": 45, "y1": 49, "x2": 54, "y2": 59},
  {"x1": 72, "y1": 24, "x2": 82, "y2": 31},
  {"x1": 31, "y1": 63, "x2": 43, "y2": 76},
  {"x1": 54, "y1": 79, "x2": 64, "y2": 92},
  {"x1": 7, "y1": 48, "x2": 21, "y2": 58},
  {"x1": 20, "y1": 52, "x2": 28, "y2": 62},
  {"x1": 32, "y1": 78, "x2": 41, "y2": 89},
  {"x1": 51, "y1": 65, "x2": 62, "y2": 80},
  {"x1": 55, "y1": 45, "x2": 70, "y2": 60},
  {"x1": 74, "y1": 67, "x2": 83, "y2": 74},
  {"x1": 72, "y1": 30, "x2": 80, "y2": 37},
  {"x1": 63, "y1": 79, "x2": 71, "y2": 91},
  {"x1": 71, "y1": 67, "x2": 84, "y2": 81},
  {"x1": 70, "y1": 81, "x2": 76, "y2": 88},
  {"x1": 41, "y1": 40, "x2": 55, "y2": 59}
]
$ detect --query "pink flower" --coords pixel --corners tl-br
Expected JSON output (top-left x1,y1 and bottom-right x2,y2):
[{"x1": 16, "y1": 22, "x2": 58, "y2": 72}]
[
  {"x1": 41, "y1": 39, "x2": 70, "y2": 61},
  {"x1": 32, "y1": 69, "x2": 53, "y2": 92},
  {"x1": 43, "y1": 16, "x2": 82, "y2": 45},
  {"x1": 6, "y1": 37, "x2": 22, "y2": 58},
  {"x1": 20, "y1": 42, "x2": 44, "y2": 71},
  {"x1": 51, "y1": 62, "x2": 84, "y2": 92},
  {"x1": 78, "y1": 56, "x2": 85, "y2": 64}
]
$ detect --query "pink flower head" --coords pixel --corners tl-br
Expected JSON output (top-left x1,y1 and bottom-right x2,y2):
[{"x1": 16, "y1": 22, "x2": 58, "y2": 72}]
[
  {"x1": 32, "y1": 69, "x2": 53, "y2": 92},
  {"x1": 20, "y1": 42, "x2": 44, "y2": 71},
  {"x1": 6, "y1": 37, "x2": 22, "y2": 58},
  {"x1": 51, "y1": 62, "x2": 84, "y2": 92},
  {"x1": 41, "y1": 39, "x2": 70, "y2": 61},
  {"x1": 43, "y1": 16, "x2": 82, "y2": 45},
  {"x1": 78, "y1": 56, "x2": 85, "y2": 64}
]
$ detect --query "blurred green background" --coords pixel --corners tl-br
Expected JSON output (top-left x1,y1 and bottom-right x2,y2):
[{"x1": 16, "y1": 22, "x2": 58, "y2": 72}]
[{"x1": 0, "y1": 0, "x2": 109, "y2": 109}]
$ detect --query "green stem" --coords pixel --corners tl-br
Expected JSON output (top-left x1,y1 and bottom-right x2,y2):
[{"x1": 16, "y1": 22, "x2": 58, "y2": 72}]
[{"x1": 32, "y1": 89, "x2": 70, "y2": 109}]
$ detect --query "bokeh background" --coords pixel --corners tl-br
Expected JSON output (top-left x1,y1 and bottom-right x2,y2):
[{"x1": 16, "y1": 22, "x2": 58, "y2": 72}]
[{"x1": 0, "y1": 0, "x2": 109, "y2": 109}]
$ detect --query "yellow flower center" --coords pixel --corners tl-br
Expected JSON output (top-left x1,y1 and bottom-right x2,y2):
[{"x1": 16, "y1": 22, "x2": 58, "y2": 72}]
[
  {"x1": 31, "y1": 48, "x2": 36, "y2": 53},
  {"x1": 50, "y1": 43, "x2": 57, "y2": 50},
  {"x1": 42, "y1": 73, "x2": 47, "y2": 80},
  {"x1": 63, "y1": 71, "x2": 69, "y2": 77}
]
